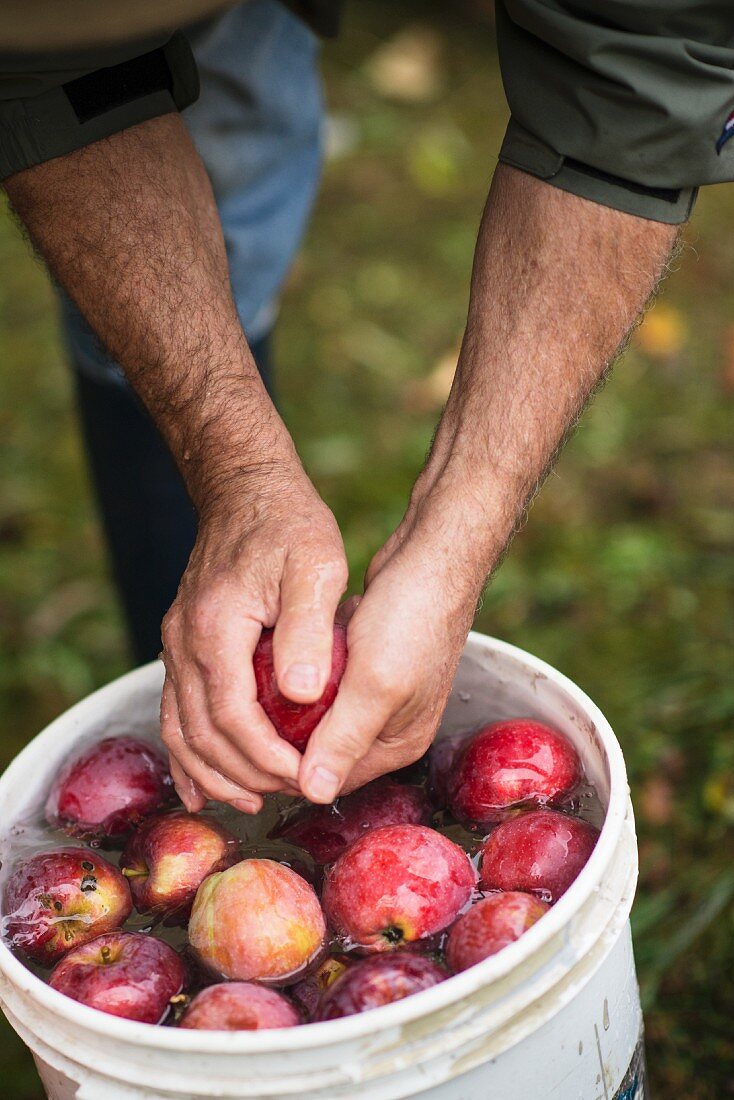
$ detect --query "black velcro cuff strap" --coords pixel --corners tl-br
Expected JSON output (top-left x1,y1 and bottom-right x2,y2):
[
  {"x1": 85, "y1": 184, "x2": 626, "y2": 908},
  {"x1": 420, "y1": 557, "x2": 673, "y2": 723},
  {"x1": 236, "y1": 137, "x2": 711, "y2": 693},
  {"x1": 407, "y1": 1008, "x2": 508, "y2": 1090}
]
[
  {"x1": 63, "y1": 45, "x2": 174, "y2": 125},
  {"x1": 0, "y1": 32, "x2": 199, "y2": 181}
]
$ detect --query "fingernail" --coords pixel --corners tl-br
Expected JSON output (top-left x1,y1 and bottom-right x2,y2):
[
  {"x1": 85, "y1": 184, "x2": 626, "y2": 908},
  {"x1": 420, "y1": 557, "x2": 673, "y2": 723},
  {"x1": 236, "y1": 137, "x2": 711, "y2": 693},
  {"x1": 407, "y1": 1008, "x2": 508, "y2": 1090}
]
[
  {"x1": 176, "y1": 782, "x2": 201, "y2": 813},
  {"x1": 233, "y1": 798, "x2": 258, "y2": 814},
  {"x1": 307, "y1": 765, "x2": 340, "y2": 803},
  {"x1": 283, "y1": 663, "x2": 320, "y2": 694}
]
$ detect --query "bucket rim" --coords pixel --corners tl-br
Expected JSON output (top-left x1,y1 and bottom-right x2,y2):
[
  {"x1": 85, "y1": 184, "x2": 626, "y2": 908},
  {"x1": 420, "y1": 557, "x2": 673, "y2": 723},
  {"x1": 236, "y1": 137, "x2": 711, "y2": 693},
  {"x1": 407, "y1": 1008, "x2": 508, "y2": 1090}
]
[{"x1": 0, "y1": 631, "x2": 631, "y2": 1052}]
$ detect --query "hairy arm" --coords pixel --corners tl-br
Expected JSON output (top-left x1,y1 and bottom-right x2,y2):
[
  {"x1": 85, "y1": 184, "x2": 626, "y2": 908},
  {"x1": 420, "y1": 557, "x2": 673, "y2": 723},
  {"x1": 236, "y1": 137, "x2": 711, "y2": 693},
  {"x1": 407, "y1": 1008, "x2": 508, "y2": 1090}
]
[
  {"x1": 4, "y1": 114, "x2": 349, "y2": 810},
  {"x1": 299, "y1": 165, "x2": 679, "y2": 798}
]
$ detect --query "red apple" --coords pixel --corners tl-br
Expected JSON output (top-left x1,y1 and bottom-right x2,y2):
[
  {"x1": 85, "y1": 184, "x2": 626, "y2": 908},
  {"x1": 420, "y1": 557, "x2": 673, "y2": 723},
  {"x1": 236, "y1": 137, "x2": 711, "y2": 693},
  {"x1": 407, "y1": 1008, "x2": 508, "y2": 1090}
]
[
  {"x1": 3, "y1": 848, "x2": 132, "y2": 964},
  {"x1": 254, "y1": 624, "x2": 347, "y2": 751},
  {"x1": 313, "y1": 953, "x2": 445, "y2": 1021},
  {"x1": 427, "y1": 730, "x2": 474, "y2": 808},
  {"x1": 46, "y1": 736, "x2": 174, "y2": 840},
  {"x1": 188, "y1": 859, "x2": 326, "y2": 982},
  {"x1": 49, "y1": 931, "x2": 184, "y2": 1023},
  {"x1": 180, "y1": 983, "x2": 300, "y2": 1030},
  {"x1": 445, "y1": 892, "x2": 549, "y2": 972},
  {"x1": 121, "y1": 812, "x2": 238, "y2": 918},
  {"x1": 479, "y1": 809, "x2": 599, "y2": 903},
  {"x1": 276, "y1": 779, "x2": 430, "y2": 865},
  {"x1": 448, "y1": 719, "x2": 581, "y2": 825},
  {"x1": 322, "y1": 824, "x2": 476, "y2": 953},
  {"x1": 290, "y1": 954, "x2": 352, "y2": 1017}
]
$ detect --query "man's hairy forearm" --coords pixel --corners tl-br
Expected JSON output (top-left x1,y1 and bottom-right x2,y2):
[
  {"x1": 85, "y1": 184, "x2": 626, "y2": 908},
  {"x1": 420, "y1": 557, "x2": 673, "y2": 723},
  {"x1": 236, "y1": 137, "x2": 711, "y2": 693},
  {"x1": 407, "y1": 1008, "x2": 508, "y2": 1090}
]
[
  {"x1": 409, "y1": 165, "x2": 679, "y2": 579},
  {"x1": 4, "y1": 114, "x2": 295, "y2": 517}
]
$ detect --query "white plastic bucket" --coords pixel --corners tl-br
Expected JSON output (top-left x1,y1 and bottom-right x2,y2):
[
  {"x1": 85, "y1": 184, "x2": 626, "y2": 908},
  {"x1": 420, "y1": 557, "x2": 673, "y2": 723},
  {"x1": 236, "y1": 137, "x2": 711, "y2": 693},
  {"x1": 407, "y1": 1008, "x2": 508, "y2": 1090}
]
[{"x1": 0, "y1": 632, "x2": 646, "y2": 1100}]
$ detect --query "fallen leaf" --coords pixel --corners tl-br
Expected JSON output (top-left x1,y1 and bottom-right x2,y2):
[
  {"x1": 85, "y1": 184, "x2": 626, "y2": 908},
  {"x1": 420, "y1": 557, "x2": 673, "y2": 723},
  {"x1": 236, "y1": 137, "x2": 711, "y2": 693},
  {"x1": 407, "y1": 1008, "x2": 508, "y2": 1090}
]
[
  {"x1": 635, "y1": 302, "x2": 686, "y2": 359},
  {"x1": 365, "y1": 26, "x2": 445, "y2": 104}
]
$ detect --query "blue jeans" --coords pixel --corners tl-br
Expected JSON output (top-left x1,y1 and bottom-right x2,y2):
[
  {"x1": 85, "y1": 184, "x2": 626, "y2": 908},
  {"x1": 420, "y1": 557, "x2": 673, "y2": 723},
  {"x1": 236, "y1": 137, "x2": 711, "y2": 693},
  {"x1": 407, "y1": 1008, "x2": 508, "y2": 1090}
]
[{"x1": 60, "y1": 1, "x2": 324, "y2": 661}]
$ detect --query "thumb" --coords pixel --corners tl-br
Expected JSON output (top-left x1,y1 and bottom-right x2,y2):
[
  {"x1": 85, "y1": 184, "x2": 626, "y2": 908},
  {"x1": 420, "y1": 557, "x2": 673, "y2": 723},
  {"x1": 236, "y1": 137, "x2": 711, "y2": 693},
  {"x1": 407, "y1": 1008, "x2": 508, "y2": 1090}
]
[
  {"x1": 298, "y1": 663, "x2": 394, "y2": 803},
  {"x1": 273, "y1": 554, "x2": 347, "y2": 704}
]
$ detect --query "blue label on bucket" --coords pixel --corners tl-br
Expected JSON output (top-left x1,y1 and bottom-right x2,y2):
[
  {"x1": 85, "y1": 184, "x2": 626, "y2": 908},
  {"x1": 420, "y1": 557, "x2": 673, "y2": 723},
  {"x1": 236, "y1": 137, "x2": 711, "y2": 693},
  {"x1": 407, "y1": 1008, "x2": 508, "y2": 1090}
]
[{"x1": 612, "y1": 1033, "x2": 647, "y2": 1100}]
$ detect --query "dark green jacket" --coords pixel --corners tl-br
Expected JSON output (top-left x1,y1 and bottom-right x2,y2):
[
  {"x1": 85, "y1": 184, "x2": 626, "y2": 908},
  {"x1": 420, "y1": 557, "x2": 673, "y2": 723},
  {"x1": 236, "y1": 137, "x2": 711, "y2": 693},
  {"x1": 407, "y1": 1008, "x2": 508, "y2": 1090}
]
[{"x1": 2, "y1": 1, "x2": 734, "y2": 224}]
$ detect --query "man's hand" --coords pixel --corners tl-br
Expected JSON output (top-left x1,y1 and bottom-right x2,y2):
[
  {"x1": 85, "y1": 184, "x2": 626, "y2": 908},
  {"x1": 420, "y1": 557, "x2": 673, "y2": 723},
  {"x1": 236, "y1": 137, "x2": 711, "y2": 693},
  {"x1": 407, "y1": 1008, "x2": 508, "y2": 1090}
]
[
  {"x1": 299, "y1": 514, "x2": 480, "y2": 802},
  {"x1": 301, "y1": 164, "x2": 680, "y2": 801},
  {"x1": 161, "y1": 465, "x2": 348, "y2": 813},
  {"x1": 4, "y1": 113, "x2": 351, "y2": 810}
]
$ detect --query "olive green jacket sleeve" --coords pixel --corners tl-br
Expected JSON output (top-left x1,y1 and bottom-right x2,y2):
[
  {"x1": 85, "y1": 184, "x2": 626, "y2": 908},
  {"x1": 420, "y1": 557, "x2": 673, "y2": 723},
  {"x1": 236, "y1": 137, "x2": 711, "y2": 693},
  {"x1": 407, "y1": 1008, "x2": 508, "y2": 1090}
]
[
  {"x1": 496, "y1": 1, "x2": 734, "y2": 223},
  {"x1": 0, "y1": 32, "x2": 198, "y2": 180}
]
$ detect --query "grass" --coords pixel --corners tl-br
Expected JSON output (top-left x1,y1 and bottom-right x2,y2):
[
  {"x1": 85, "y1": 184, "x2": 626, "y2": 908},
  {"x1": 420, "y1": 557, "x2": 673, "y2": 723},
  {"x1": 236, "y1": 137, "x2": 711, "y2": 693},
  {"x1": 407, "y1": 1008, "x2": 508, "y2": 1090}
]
[{"x1": 1, "y1": 2, "x2": 733, "y2": 1095}]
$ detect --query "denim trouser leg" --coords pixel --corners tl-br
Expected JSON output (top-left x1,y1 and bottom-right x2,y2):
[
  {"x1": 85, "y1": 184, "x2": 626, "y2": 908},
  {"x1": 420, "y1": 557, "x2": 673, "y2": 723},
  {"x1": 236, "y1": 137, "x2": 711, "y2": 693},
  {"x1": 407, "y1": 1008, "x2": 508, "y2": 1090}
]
[{"x1": 60, "y1": 0, "x2": 323, "y2": 662}]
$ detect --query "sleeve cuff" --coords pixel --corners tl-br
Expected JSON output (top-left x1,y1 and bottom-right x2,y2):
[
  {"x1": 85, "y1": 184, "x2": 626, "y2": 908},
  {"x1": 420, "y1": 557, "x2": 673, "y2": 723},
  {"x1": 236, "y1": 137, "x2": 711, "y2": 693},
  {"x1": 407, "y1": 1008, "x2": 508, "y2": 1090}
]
[
  {"x1": 499, "y1": 119, "x2": 697, "y2": 226},
  {"x1": 0, "y1": 32, "x2": 199, "y2": 181}
]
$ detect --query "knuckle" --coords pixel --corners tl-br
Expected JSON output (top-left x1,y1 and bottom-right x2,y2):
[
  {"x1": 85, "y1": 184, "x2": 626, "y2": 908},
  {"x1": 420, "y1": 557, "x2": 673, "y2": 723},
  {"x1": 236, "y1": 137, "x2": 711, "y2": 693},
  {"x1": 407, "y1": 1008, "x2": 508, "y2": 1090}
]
[
  {"x1": 208, "y1": 695, "x2": 244, "y2": 735},
  {"x1": 366, "y1": 661, "x2": 404, "y2": 703},
  {"x1": 160, "y1": 610, "x2": 182, "y2": 653},
  {"x1": 160, "y1": 724, "x2": 178, "y2": 750},
  {"x1": 330, "y1": 727, "x2": 371, "y2": 762},
  {"x1": 182, "y1": 725, "x2": 214, "y2": 760}
]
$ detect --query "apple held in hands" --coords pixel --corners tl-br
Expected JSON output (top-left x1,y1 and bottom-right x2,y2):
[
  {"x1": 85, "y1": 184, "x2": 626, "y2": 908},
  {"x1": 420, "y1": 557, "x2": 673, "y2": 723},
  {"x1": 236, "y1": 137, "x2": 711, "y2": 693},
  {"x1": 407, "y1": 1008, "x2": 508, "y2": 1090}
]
[
  {"x1": 46, "y1": 736, "x2": 174, "y2": 840},
  {"x1": 480, "y1": 809, "x2": 599, "y2": 904},
  {"x1": 121, "y1": 812, "x2": 238, "y2": 918},
  {"x1": 3, "y1": 848, "x2": 132, "y2": 964},
  {"x1": 49, "y1": 931, "x2": 184, "y2": 1023},
  {"x1": 276, "y1": 779, "x2": 430, "y2": 865},
  {"x1": 188, "y1": 859, "x2": 326, "y2": 982},
  {"x1": 313, "y1": 952, "x2": 446, "y2": 1021},
  {"x1": 180, "y1": 983, "x2": 300, "y2": 1030},
  {"x1": 254, "y1": 623, "x2": 347, "y2": 751},
  {"x1": 448, "y1": 719, "x2": 581, "y2": 826},
  {"x1": 446, "y1": 892, "x2": 549, "y2": 973},
  {"x1": 322, "y1": 824, "x2": 476, "y2": 953}
]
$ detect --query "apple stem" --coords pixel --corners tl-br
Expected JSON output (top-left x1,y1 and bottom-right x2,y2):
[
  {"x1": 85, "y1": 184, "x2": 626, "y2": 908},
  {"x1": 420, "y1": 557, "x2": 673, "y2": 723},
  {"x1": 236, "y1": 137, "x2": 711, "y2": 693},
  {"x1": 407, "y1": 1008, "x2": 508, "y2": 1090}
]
[{"x1": 121, "y1": 867, "x2": 148, "y2": 878}]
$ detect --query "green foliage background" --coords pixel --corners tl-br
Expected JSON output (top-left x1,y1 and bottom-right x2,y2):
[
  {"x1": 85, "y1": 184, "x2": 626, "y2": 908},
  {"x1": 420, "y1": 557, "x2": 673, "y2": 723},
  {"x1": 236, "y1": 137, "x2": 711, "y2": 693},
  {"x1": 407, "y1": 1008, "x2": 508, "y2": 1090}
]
[{"x1": 1, "y1": 3, "x2": 733, "y2": 1096}]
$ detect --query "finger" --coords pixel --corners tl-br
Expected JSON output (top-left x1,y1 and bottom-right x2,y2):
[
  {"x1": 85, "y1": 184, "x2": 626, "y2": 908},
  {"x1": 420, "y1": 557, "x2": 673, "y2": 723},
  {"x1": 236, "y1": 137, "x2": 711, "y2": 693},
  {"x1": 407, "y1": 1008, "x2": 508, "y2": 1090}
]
[
  {"x1": 163, "y1": 724, "x2": 265, "y2": 814},
  {"x1": 172, "y1": 668, "x2": 298, "y2": 795},
  {"x1": 161, "y1": 678, "x2": 207, "y2": 812},
  {"x1": 273, "y1": 554, "x2": 348, "y2": 704},
  {"x1": 168, "y1": 754, "x2": 208, "y2": 813},
  {"x1": 181, "y1": 607, "x2": 302, "y2": 782},
  {"x1": 298, "y1": 652, "x2": 404, "y2": 804},
  {"x1": 162, "y1": 675, "x2": 264, "y2": 811}
]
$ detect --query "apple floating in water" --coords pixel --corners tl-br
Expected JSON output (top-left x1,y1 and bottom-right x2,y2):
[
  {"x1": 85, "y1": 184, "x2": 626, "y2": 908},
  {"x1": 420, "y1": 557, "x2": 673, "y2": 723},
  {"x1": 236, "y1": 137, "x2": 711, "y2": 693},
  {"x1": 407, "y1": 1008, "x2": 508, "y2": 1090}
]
[
  {"x1": 120, "y1": 812, "x2": 239, "y2": 918},
  {"x1": 313, "y1": 952, "x2": 446, "y2": 1021},
  {"x1": 276, "y1": 778, "x2": 430, "y2": 865},
  {"x1": 254, "y1": 623, "x2": 347, "y2": 750},
  {"x1": 3, "y1": 848, "x2": 132, "y2": 964},
  {"x1": 447, "y1": 719, "x2": 581, "y2": 826},
  {"x1": 322, "y1": 823, "x2": 476, "y2": 953},
  {"x1": 427, "y1": 729, "x2": 474, "y2": 808},
  {"x1": 45, "y1": 735, "x2": 174, "y2": 840},
  {"x1": 479, "y1": 809, "x2": 599, "y2": 904},
  {"x1": 180, "y1": 983, "x2": 300, "y2": 1030},
  {"x1": 49, "y1": 931, "x2": 184, "y2": 1023},
  {"x1": 290, "y1": 954, "x2": 352, "y2": 1017},
  {"x1": 445, "y1": 892, "x2": 549, "y2": 972},
  {"x1": 188, "y1": 858, "x2": 326, "y2": 982}
]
